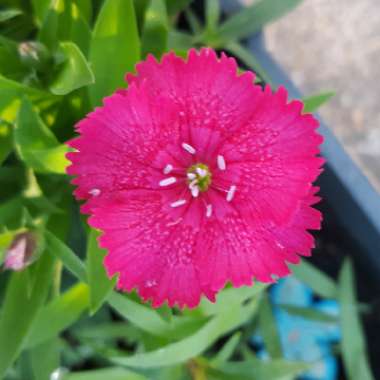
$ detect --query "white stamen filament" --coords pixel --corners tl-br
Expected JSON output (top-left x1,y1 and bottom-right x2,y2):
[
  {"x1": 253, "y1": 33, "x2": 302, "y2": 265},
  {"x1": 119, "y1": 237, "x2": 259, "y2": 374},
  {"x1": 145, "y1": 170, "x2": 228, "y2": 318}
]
[
  {"x1": 217, "y1": 155, "x2": 226, "y2": 170},
  {"x1": 89, "y1": 188, "x2": 101, "y2": 197},
  {"x1": 226, "y1": 185, "x2": 237, "y2": 202},
  {"x1": 187, "y1": 172, "x2": 196, "y2": 180},
  {"x1": 189, "y1": 179, "x2": 198, "y2": 189},
  {"x1": 206, "y1": 204, "x2": 213, "y2": 218},
  {"x1": 163, "y1": 164, "x2": 173, "y2": 174},
  {"x1": 159, "y1": 177, "x2": 177, "y2": 187},
  {"x1": 191, "y1": 186, "x2": 199, "y2": 198},
  {"x1": 170, "y1": 199, "x2": 187, "y2": 208},
  {"x1": 182, "y1": 142, "x2": 196, "y2": 155},
  {"x1": 196, "y1": 167, "x2": 207, "y2": 177}
]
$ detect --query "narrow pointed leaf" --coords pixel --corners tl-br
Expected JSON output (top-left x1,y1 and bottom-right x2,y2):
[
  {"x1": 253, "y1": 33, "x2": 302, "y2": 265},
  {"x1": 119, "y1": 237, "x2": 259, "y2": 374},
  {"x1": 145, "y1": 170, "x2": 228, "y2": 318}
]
[
  {"x1": 108, "y1": 292, "x2": 171, "y2": 338},
  {"x1": 45, "y1": 230, "x2": 87, "y2": 282},
  {"x1": 89, "y1": 0, "x2": 140, "y2": 106},
  {"x1": 258, "y1": 294, "x2": 282, "y2": 358},
  {"x1": 303, "y1": 91, "x2": 335, "y2": 113},
  {"x1": 339, "y1": 259, "x2": 374, "y2": 380},
  {"x1": 291, "y1": 259, "x2": 337, "y2": 298},
  {"x1": 87, "y1": 229, "x2": 115, "y2": 314},
  {"x1": 15, "y1": 98, "x2": 70, "y2": 174},
  {"x1": 141, "y1": 0, "x2": 168, "y2": 58},
  {"x1": 219, "y1": 0, "x2": 303, "y2": 41},
  {"x1": 111, "y1": 297, "x2": 260, "y2": 368},
  {"x1": 26, "y1": 283, "x2": 89, "y2": 348},
  {"x1": 63, "y1": 367, "x2": 148, "y2": 380},
  {"x1": 50, "y1": 42, "x2": 94, "y2": 95},
  {"x1": 0, "y1": 252, "x2": 55, "y2": 378}
]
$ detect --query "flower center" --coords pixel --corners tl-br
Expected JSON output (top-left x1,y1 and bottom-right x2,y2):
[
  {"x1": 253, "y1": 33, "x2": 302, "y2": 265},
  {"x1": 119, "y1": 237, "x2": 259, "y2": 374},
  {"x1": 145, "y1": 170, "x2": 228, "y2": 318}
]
[{"x1": 187, "y1": 163, "x2": 211, "y2": 193}]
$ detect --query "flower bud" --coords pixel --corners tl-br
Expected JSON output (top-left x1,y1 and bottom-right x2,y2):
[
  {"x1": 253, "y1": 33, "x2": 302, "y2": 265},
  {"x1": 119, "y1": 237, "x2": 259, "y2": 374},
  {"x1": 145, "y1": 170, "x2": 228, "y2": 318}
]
[
  {"x1": 18, "y1": 41, "x2": 50, "y2": 72},
  {"x1": 4, "y1": 231, "x2": 39, "y2": 271}
]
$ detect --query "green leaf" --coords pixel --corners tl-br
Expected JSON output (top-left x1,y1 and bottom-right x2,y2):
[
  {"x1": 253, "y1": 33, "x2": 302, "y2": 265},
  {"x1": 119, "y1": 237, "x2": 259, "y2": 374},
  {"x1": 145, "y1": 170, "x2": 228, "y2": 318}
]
[
  {"x1": 38, "y1": 0, "x2": 73, "y2": 50},
  {"x1": 303, "y1": 91, "x2": 335, "y2": 113},
  {"x1": 0, "y1": 122, "x2": 12, "y2": 165},
  {"x1": 212, "y1": 359, "x2": 309, "y2": 380},
  {"x1": 141, "y1": 0, "x2": 168, "y2": 58},
  {"x1": 212, "y1": 332, "x2": 241, "y2": 365},
  {"x1": 38, "y1": 0, "x2": 91, "y2": 54},
  {"x1": 31, "y1": 0, "x2": 51, "y2": 25},
  {"x1": 280, "y1": 304, "x2": 338, "y2": 323},
  {"x1": 74, "y1": 0, "x2": 92, "y2": 24},
  {"x1": 291, "y1": 259, "x2": 337, "y2": 299},
  {"x1": 219, "y1": 0, "x2": 303, "y2": 41},
  {"x1": 225, "y1": 41, "x2": 272, "y2": 85},
  {"x1": 111, "y1": 297, "x2": 260, "y2": 368},
  {"x1": 0, "y1": 252, "x2": 55, "y2": 378},
  {"x1": 205, "y1": 0, "x2": 220, "y2": 32},
  {"x1": 0, "y1": 36, "x2": 28, "y2": 81},
  {"x1": 108, "y1": 292, "x2": 171, "y2": 338},
  {"x1": 89, "y1": 0, "x2": 140, "y2": 107},
  {"x1": 63, "y1": 367, "x2": 148, "y2": 380},
  {"x1": 198, "y1": 282, "x2": 268, "y2": 316},
  {"x1": 45, "y1": 230, "x2": 87, "y2": 282},
  {"x1": 69, "y1": 1, "x2": 92, "y2": 55},
  {"x1": 168, "y1": 31, "x2": 194, "y2": 50},
  {"x1": 87, "y1": 228, "x2": 115, "y2": 314},
  {"x1": 184, "y1": 8, "x2": 202, "y2": 34},
  {"x1": 50, "y1": 42, "x2": 94, "y2": 95},
  {"x1": 339, "y1": 259, "x2": 374, "y2": 380},
  {"x1": 73, "y1": 322, "x2": 140, "y2": 342},
  {"x1": 258, "y1": 294, "x2": 282, "y2": 358},
  {"x1": 0, "y1": 75, "x2": 52, "y2": 119},
  {"x1": 165, "y1": 0, "x2": 192, "y2": 16},
  {"x1": 30, "y1": 339, "x2": 60, "y2": 380},
  {"x1": 0, "y1": 8, "x2": 22, "y2": 23},
  {"x1": 25, "y1": 283, "x2": 89, "y2": 348},
  {"x1": 15, "y1": 98, "x2": 70, "y2": 174}
]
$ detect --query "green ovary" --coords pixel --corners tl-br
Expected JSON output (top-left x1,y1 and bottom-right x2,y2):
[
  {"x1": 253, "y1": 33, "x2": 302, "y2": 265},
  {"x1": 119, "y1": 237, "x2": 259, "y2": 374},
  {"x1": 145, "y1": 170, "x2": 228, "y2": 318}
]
[{"x1": 187, "y1": 163, "x2": 212, "y2": 192}]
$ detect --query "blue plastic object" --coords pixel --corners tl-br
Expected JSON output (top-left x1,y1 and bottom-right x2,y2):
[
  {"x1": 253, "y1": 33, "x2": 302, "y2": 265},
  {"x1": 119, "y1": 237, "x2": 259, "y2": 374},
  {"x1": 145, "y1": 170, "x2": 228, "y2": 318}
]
[{"x1": 253, "y1": 277, "x2": 340, "y2": 380}]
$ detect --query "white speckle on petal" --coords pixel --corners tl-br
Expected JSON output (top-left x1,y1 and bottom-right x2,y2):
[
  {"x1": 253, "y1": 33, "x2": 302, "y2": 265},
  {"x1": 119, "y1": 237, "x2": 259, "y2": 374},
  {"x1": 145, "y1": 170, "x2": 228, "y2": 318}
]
[
  {"x1": 89, "y1": 188, "x2": 101, "y2": 197},
  {"x1": 163, "y1": 164, "x2": 173, "y2": 174},
  {"x1": 206, "y1": 204, "x2": 213, "y2": 218}
]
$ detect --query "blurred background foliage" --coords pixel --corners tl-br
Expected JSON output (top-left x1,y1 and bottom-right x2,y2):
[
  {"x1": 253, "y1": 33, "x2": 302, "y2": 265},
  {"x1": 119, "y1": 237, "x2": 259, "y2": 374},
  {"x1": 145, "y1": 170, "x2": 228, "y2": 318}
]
[{"x1": 0, "y1": 1, "x2": 374, "y2": 379}]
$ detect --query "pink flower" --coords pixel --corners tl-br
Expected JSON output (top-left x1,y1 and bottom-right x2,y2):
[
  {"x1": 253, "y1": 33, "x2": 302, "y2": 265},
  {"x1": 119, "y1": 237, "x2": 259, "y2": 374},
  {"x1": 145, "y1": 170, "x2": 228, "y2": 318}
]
[{"x1": 67, "y1": 49, "x2": 323, "y2": 308}]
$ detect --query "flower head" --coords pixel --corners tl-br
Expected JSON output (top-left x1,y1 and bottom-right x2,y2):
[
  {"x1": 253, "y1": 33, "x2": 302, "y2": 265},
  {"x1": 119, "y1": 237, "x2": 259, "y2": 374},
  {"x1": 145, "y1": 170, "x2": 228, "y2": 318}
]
[{"x1": 67, "y1": 48, "x2": 323, "y2": 308}]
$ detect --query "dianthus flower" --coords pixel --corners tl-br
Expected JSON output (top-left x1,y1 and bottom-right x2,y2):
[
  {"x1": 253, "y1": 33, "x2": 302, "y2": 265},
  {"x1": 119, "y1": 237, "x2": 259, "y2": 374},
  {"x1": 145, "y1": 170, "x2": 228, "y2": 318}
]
[{"x1": 67, "y1": 48, "x2": 323, "y2": 308}]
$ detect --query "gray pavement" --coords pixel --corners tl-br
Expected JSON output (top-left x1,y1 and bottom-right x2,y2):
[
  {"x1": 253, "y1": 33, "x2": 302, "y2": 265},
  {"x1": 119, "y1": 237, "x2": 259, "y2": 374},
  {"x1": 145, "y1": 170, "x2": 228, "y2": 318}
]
[{"x1": 261, "y1": 0, "x2": 380, "y2": 192}]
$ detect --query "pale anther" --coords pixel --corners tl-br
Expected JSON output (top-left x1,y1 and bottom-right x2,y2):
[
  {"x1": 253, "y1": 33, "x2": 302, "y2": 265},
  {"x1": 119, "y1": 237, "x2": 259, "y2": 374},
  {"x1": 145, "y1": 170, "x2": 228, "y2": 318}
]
[
  {"x1": 196, "y1": 167, "x2": 207, "y2": 177},
  {"x1": 191, "y1": 186, "x2": 199, "y2": 198},
  {"x1": 187, "y1": 172, "x2": 196, "y2": 180},
  {"x1": 206, "y1": 204, "x2": 213, "y2": 218},
  {"x1": 163, "y1": 164, "x2": 173, "y2": 174},
  {"x1": 226, "y1": 185, "x2": 237, "y2": 202},
  {"x1": 159, "y1": 177, "x2": 177, "y2": 187},
  {"x1": 182, "y1": 142, "x2": 196, "y2": 154},
  {"x1": 170, "y1": 199, "x2": 187, "y2": 208},
  {"x1": 217, "y1": 155, "x2": 226, "y2": 170}
]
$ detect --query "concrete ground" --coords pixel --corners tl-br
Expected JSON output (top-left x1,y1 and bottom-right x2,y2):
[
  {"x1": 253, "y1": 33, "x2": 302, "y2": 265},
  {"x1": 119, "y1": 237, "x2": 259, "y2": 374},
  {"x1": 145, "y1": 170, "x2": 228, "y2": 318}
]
[{"x1": 258, "y1": 0, "x2": 380, "y2": 192}]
